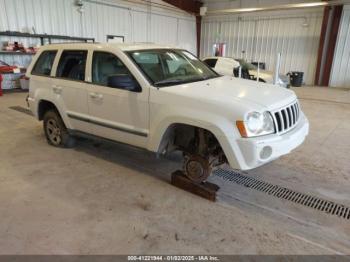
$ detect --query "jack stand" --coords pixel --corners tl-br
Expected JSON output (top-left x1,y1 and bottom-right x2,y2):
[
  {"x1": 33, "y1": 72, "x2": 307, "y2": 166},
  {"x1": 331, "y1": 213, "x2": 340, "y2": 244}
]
[{"x1": 171, "y1": 170, "x2": 220, "y2": 202}]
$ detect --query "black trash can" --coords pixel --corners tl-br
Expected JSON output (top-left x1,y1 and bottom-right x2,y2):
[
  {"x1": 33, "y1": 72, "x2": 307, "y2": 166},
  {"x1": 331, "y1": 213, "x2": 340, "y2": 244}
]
[{"x1": 288, "y1": 71, "x2": 304, "y2": 87}]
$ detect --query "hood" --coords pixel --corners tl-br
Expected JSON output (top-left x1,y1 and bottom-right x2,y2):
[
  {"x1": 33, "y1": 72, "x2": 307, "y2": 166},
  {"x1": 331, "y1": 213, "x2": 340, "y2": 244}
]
[
  {"x1": 161, "y1": 75, "x2": 297, "y2": 111},
  {"x1": 250, "y1": 70, "x2": 289, "y2": 84}
]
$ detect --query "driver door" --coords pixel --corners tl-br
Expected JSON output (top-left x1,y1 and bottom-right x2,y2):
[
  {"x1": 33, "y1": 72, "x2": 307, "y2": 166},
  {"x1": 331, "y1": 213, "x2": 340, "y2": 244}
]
[{"x1": 87, "y1": 51, "x2": 149, "y2": 149}]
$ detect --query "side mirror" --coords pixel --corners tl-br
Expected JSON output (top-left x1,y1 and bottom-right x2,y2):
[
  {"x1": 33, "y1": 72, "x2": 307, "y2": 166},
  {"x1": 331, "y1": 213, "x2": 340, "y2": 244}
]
[{"x1": 107, "y1": 74, "x2": 141, "y2": 92}]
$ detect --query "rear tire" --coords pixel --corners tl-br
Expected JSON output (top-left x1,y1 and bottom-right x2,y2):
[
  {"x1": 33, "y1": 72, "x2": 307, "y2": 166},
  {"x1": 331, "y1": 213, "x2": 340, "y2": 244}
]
[{"x1": 43, "y1": 110, "x2": 75, "y2": 148}]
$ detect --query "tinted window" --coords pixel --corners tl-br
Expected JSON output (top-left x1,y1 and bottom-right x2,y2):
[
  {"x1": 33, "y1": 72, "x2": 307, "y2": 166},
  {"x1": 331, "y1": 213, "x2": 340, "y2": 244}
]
[
  {"x1": 32, "y1": 50, "x2": 57, "y2": 76},
  {"x1": 56, "y1": 50, "x2": 87, "y2": 81},
  {"x1": 203, "y1": 58, "x2": 218, "y2": 68},
  {"x1": 92, "y1": 52, "x2": 135, "y2": 88}
]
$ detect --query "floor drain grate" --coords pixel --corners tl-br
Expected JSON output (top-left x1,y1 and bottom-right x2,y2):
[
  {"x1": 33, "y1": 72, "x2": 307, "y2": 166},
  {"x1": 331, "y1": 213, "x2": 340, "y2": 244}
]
[
  {"x1": 214, "y1": 168, "x2": 350, "y2": 220},
  {"x1": 9, "y1": 106, "x2": 33, "y2": 116}
]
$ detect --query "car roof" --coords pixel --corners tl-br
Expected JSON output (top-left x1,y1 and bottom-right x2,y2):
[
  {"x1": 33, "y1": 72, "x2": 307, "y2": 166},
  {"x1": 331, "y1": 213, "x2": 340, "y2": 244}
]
[{"x1": 39, "y1": 42, "x2": 180, "y2": 51}]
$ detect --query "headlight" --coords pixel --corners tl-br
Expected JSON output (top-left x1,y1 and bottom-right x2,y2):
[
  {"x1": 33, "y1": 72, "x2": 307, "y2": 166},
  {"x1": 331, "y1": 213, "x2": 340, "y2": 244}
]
[{"x1": 236, "y1": 111, "x2": 275, "y2": 137}]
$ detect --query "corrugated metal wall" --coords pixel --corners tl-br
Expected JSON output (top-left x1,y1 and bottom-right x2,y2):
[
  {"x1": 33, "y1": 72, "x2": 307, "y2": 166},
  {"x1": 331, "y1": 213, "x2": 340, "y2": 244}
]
[
  {"x1": 0, "y1": 0, "x2": 196, "y2": 67},
  {"x1": 201, "y1": 12, "x2": 323, "y2": 85},
  {"x1": 330, "y1": 5, "x2": 350, "y2": 88}
]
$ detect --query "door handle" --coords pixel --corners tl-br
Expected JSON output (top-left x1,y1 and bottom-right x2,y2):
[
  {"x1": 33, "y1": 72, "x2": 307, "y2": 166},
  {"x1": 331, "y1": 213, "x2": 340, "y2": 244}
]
[
  {"x1": 52, "y1": 85, "x2": 62, "y2": 94},
  {"x1": 89, "y1": 92, "x2": 103, "y2": 99}
]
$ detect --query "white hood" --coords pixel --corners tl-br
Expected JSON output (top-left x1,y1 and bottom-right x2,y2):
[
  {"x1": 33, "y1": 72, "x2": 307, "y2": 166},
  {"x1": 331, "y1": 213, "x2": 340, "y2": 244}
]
[{"x1": 162, "y1": 76, "x2": 297, "y2": 111}]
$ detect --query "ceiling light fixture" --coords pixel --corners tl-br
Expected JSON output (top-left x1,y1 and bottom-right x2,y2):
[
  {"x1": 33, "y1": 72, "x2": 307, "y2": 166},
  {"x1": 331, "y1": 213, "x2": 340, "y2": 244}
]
[
  {"x1": 207, "y1": 0, "x2": 350, "y2": 15},
  {"x1": 293, "y1": 2, "x2": 328, "y2": 7}
]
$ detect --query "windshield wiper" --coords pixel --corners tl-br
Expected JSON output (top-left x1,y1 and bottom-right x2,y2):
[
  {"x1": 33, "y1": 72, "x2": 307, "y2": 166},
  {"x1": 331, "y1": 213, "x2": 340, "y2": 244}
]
[
  {"x1": 154, "y1": 79, "x2": 185, "y2": 87},
  {"x1": 154, "y1": 75, "x2": 220, "y2": 87}
]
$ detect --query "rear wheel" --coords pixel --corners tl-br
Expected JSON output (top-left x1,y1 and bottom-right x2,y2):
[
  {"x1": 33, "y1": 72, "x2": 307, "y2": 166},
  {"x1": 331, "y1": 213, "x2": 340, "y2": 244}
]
[{"x1": 43, "y1": 110, "x2": 75, "y2": 148}]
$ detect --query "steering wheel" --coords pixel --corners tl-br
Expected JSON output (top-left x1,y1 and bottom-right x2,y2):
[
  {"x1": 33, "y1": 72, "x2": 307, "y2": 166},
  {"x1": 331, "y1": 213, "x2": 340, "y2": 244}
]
[{"x1": 174, "y1": 65, "x2": 188, "y2": 76}]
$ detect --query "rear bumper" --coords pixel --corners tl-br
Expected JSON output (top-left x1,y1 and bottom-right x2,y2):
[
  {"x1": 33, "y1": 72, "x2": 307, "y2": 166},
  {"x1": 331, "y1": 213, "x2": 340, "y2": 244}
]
[
  {"x1": 27, "y1": 96, "x2": 38, "y2": 119},
  {"x1": 226, "y1": 113, "x2": 309, "y2": 170}
]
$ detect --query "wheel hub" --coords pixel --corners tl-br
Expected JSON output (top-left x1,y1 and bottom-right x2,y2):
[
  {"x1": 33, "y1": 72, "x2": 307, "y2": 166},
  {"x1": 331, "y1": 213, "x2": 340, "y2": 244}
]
[{"x1": 184, "y1": 155, "x2": 211, "y2": 183}]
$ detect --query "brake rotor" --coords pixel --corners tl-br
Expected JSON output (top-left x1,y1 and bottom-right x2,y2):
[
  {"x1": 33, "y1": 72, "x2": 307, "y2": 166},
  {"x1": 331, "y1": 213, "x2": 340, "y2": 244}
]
[{"x1": 184, "y1": 155, "x2": 212, "y2": 183}]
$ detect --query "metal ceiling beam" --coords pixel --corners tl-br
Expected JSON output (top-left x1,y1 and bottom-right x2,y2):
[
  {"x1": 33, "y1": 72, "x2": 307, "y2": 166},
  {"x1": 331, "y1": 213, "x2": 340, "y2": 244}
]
[{"x1": 162, "y1": 0, "x2": 203, "y2": 15}]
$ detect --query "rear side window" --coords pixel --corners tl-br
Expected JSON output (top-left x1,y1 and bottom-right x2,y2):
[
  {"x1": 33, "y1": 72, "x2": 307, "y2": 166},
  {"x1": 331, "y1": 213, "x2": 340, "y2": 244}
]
[
  {"x1": 56, "y1": 50, "x2": 87, "y2": 81},
  {"x1": 31, "y1": 50, "x2": 57, "y2": 76},
  {"x1": 203, "y1": 58, "x2": 218, "y2": 68}
]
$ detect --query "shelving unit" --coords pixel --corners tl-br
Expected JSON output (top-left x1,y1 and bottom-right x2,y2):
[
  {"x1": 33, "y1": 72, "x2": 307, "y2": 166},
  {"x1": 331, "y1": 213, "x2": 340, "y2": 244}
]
[
  {"x1": 0, "y1": 31, "x2": 95, "y2": 45},
  {"x1": 0, "y1": 31, "x2": 95, "y2": 90},
  {"x1": 0, "y1": 51, "x2": 35, "y2": 55}
]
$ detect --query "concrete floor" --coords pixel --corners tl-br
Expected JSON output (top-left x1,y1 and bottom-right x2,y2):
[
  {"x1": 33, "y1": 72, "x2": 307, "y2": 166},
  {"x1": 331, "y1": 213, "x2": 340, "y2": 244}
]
[{"x1": 0, "y1": 87, "x2": 350, "y2": 254}]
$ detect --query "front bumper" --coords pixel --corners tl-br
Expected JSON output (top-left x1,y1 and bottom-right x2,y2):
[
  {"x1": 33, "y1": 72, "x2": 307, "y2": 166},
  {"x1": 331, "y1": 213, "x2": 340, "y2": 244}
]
[{"x1": 230, "y1": 113, "x2": 309, "y2": 170}]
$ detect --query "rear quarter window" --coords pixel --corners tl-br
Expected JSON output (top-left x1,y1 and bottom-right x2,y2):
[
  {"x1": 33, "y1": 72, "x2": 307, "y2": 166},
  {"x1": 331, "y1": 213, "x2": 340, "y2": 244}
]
[{"x1": 31, "y1": 50, "x2": 57, "y2": 76}]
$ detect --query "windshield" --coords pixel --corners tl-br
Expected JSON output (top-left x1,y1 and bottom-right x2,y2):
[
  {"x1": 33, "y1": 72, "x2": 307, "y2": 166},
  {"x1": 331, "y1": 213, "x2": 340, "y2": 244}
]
[{"x1": 127, "y1": 49, "x2": 219, "y2": 87}]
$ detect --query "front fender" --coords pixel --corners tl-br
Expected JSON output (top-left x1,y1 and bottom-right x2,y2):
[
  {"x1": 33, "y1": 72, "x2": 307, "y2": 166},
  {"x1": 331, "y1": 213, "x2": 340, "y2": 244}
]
[{"x1": 147, "y1": 106, "x2": 243, "y2": 169}]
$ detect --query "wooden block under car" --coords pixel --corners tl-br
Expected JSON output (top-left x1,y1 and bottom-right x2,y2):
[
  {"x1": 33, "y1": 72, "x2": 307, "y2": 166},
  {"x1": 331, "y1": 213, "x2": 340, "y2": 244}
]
[{"x1": 171, "y1": 170, "x2": 219, "y2": 202}]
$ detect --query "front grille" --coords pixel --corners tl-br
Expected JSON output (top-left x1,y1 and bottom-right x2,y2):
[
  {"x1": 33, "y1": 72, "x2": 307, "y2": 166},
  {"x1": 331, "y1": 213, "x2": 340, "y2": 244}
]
[{"x1": 272, "y1": 101, "x2": 300, "y2": 134}]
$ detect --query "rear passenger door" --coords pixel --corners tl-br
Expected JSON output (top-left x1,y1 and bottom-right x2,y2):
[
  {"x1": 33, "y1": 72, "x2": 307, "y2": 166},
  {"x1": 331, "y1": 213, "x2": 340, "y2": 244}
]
[
  {"x1": 87, "y1": 51, "x2": 149, "y2": 149},
  {"x1": 52, "y1": 50, "x2": 90, "y2": 132}
]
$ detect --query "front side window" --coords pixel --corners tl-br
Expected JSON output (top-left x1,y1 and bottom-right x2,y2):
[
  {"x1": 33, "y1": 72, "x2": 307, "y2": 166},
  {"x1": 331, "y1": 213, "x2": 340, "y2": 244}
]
[
  {"x1": 92, "y1": 52, "x2": 131, "y2": 86},
  {"x1": 128, "y1": 49, "x2": 219, "y2": 87},
  {"x1": 91, "y1": 52, "x2": 140, "y2": 92},
  {"x1": 32, "y1": 50, "x2": 57, "y2": 76},
  {"x1": 56, "y1": 50, "x2": 87, "y2": 81}
]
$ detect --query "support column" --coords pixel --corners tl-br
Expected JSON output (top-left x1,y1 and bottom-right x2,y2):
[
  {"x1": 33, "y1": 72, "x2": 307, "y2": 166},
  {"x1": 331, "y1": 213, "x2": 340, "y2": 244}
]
[
  {"x1": 315, "y1": 5, "x2": 343, "y2": 86},
  {"x1": 196, "y1": 15, "x2": 202, "y2": 57}
]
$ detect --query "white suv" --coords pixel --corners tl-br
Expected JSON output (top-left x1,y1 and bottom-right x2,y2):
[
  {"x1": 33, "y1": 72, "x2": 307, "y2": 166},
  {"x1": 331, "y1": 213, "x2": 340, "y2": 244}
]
[{"x1": 27, "y1": 43, "x2": 309, "y2": 182}]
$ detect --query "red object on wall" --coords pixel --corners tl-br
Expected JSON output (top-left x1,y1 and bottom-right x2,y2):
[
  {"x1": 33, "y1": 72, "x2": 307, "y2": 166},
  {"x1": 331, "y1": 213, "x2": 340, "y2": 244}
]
[
  {"x1": 0, "y1": 60, "x2": 18, "y2": 73},
  {"x1": 0, "y1": 74, "x2": 3, "y2": 97},
  {"x1": 0, "y1": 66, "x2": 17, "y2": 73}
]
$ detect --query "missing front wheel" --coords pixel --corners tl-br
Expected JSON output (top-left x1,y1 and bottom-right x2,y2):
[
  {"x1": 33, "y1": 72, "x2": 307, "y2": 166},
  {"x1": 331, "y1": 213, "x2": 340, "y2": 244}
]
[{"x1": 183, "y1": 155, "x2": 212, "y2": 183}]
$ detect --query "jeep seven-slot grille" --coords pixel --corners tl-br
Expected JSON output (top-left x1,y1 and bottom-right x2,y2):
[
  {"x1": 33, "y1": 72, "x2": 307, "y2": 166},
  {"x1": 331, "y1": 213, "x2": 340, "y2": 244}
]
[{"x1": 273, "y1": 102, "x2": 300, "y2": 134}]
